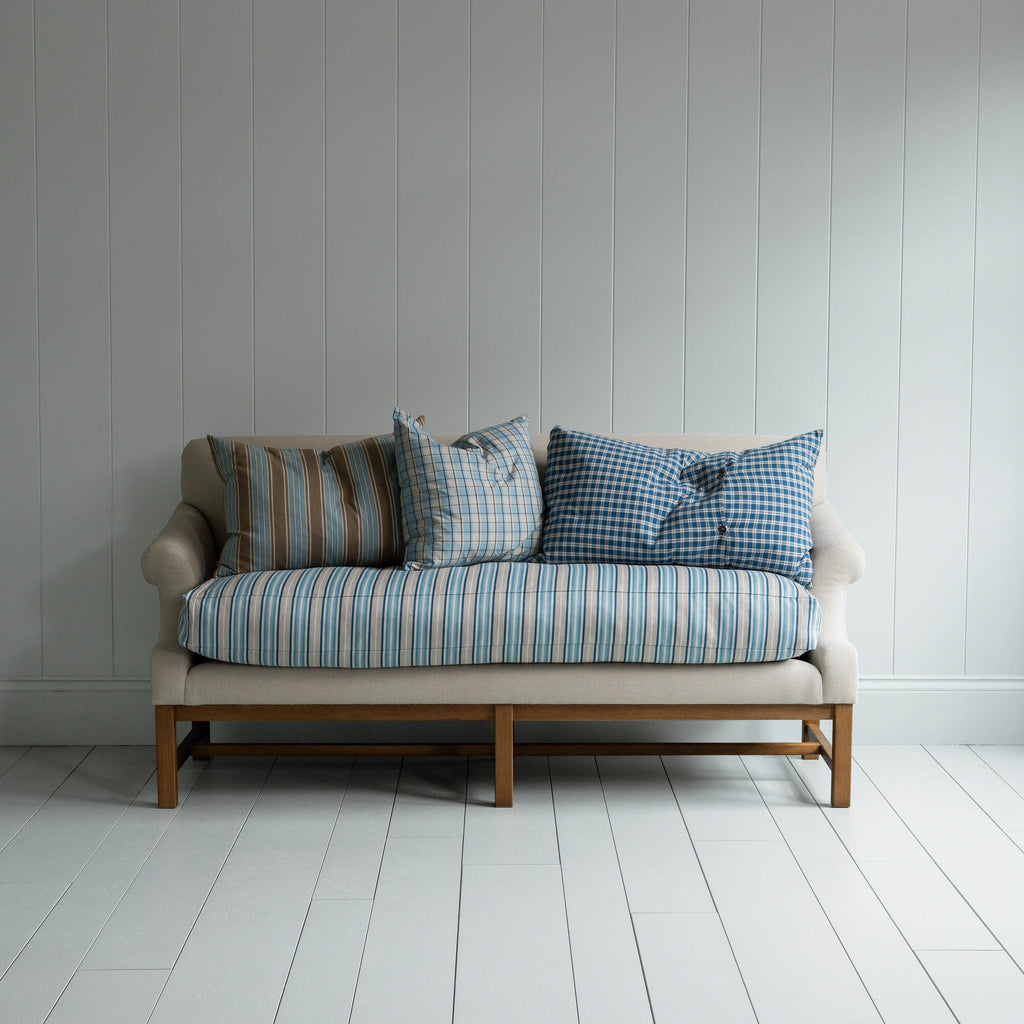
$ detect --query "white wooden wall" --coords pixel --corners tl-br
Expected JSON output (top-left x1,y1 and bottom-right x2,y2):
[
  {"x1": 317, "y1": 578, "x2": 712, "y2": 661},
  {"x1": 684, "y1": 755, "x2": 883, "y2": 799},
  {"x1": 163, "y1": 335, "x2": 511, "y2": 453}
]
[{"x1": 1, "y1": 0, "x2": 1022, "y2": 702}]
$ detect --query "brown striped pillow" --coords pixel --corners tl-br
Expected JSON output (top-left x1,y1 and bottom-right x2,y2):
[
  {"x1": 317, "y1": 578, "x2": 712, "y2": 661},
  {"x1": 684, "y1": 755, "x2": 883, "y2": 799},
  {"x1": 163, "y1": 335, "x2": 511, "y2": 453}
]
[{"x1": 208, "y1": 433, "x2": 410, "y2": 575}]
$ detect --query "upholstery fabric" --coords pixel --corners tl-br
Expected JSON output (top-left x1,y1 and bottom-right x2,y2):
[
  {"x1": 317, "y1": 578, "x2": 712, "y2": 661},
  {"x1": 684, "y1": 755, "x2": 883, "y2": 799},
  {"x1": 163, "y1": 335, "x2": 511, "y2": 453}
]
[
  {"x1": 207, "y1": 433, "x2": 406, "y2": 575},
  {"x1": 542, "y1": 428, "x2": 822, "y2": 585},
  {"x1": 393, "y1": 409, "x2": 543, "y2": 569},
  {"x1": 178, "y1": 562, "x2": 821, "y2": 669},
  {"x1": 181, "y1": 658, "x2": 825, "y2": 707}
]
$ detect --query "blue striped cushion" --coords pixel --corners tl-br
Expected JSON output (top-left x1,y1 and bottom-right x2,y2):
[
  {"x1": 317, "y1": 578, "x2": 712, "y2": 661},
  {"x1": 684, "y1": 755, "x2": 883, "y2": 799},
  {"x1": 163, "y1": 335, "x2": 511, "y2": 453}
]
[
  {"x1": 393, "y1": 409, "x2": 543, "y2": 569},
  {"x1": 542, "y1": 428, "x2": 822, "y2": 585},
  {"x1": 178, "y1": 563, "x2": 820, "y2": 668}
]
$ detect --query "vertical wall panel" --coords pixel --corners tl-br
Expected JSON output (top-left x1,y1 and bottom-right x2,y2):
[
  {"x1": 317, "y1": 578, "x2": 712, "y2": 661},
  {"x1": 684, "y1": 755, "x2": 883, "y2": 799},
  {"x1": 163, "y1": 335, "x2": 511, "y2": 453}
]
[
  {"x1": 612, "y1": 0, "x2": 687, "y2": 432},
  {"x1": 684, "y1": 0, "x2": 761, "y2": 433},
  {"x1": 35, "y1": 0, "x2": 112, "y2": 676},
  {"x1": 181, "y1": 0, "x2": 253, "y2": 439},
  {"x1": 108, "y1": 0, "x2": 181, "y2": 677},
  {"x1": 828, "y1": 0, "x2": 906, "y2": 676},
  {"x1": 894, "y1": 0, "x2": 979, "y2": 675},
  {"x1": 755, "y1": 0, "x2": 832, "y2": 435},
  {"x1": 0, "y1": 1, "x2": 41, "y2": 677},
  {"x1": 396, "y1": 0, "x2": 470, "y2": 432},
  {"x1": 469, "y1": 0, "x2": 543, "y2": 429},
  {"x1": 966, "y1": 0, "x2": 1024, "y2": 675},
  {"x1": 541, "y1": 0, "x2": 615, "y2": 433},
  {"x1": 253, "y1": 0, "x2": 325, "y2": 434},
  {"x1": 326, "y1": 0, "x2": 397, "y2": 434}
]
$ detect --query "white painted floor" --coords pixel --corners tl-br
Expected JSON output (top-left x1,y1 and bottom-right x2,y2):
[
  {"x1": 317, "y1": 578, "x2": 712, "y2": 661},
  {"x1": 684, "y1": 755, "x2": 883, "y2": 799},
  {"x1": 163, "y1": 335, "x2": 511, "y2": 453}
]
[{"x1": 2, "y1": 745, "x2": 1024, "y2": 1023}]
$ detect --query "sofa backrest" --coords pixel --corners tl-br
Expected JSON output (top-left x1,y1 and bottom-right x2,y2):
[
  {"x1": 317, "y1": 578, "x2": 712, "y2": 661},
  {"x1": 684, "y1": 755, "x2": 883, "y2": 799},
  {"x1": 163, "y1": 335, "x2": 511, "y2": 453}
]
[{"x1": 182, "y1": 432, "x2": 828, "y2": 549}]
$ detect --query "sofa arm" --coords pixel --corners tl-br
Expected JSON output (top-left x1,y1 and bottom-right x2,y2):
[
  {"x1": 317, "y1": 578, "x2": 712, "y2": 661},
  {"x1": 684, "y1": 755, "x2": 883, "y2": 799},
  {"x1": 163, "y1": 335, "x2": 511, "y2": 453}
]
[
  {"x1": 806, "y1": 502, "x2": 864, "y2": 705},
  {"x1": 141, "y1": 502, "x2": 217, "y2": 705}
]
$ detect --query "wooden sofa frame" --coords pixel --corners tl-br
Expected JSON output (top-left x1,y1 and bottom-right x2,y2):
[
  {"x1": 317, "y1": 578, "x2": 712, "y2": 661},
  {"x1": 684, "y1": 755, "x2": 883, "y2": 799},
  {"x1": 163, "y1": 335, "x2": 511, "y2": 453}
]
[{"x1": 155, "y1": 701, "x2": 853, "y2": 810}]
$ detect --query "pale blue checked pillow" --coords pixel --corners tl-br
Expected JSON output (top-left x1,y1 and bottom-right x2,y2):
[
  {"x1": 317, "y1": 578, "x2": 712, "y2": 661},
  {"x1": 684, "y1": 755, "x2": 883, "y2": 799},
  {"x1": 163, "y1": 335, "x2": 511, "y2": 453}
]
[
  {"x1": 541, "y1": 428, "x2": 822, "y2": 585},
  {"x1": 393, "y1": 409, "x2": 544, "y2": 569}
]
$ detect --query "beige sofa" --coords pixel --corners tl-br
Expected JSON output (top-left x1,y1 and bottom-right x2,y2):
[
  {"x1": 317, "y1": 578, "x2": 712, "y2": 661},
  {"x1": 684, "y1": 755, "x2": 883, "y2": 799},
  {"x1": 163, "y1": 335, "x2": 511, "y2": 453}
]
[{"x1": 143, "y1": 433, "x2": 864, "y2": 810}]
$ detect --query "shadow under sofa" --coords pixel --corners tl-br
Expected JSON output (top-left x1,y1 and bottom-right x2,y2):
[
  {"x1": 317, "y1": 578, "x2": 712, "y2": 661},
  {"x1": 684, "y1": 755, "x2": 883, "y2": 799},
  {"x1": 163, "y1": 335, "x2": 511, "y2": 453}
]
[{"x1": 142, "y1": 432, "x2": 865, "y2": 810}]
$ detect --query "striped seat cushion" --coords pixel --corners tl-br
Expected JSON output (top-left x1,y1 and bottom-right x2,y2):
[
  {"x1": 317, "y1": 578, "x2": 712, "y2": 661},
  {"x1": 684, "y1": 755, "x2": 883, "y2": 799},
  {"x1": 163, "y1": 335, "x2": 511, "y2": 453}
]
[
  {"x1": 179, "y1": 563, "x2": 820, "y2": 668},
  {"x1": 208, "y1": 433, "x2": 409, "y2": 576}
]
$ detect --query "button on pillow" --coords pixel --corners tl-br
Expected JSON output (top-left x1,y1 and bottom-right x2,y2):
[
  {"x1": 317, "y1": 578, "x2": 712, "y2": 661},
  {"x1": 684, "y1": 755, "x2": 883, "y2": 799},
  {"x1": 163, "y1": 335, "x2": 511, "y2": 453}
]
[
  {"x1": 393, "y1": 409, "x2": 544, "y2": 569},
  {"x1": 541, "y1": 428, "x2": 822, "y2": 585}
]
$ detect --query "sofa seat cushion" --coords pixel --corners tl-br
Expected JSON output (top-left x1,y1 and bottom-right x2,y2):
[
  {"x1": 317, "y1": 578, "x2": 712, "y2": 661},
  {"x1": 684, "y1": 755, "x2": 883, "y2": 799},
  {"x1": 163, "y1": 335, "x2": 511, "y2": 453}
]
[{"x1": 179, "y1": 563, "x2": 820, "y2": 669}]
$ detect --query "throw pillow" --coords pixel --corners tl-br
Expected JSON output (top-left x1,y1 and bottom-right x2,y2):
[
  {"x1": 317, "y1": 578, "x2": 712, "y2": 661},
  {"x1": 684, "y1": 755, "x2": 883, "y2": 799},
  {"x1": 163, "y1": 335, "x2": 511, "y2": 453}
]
[
  {"x1": 208, "y1": 432, "x2": 409, "y2": 575},
  {"x1": 393, "y1": 409, "x2": 544, "y2": 569},
  {"x1": 541, "y1": 427, "x2": 822, "y2": 585}
]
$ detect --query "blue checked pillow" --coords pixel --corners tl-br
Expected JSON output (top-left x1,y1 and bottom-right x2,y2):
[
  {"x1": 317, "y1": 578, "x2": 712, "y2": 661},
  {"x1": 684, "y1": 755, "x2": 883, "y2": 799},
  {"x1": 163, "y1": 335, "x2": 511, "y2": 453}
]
[
  {"x1": 541, "y1": 427, "x2": 822, "y2": 585},
  {"x1": 393, "y1": 409, "x2": 544, "y2": 569}
]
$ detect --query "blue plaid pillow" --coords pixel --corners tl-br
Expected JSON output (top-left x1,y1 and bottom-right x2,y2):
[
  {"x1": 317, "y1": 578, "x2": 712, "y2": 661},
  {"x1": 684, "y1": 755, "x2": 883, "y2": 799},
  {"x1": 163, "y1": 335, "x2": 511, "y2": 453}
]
[
  {"x1": 393, "y1": 409, "x2": 544, "y2": 569},
  {"x1": 541, "y1": 428, "x2": 822, "y2": 585}
]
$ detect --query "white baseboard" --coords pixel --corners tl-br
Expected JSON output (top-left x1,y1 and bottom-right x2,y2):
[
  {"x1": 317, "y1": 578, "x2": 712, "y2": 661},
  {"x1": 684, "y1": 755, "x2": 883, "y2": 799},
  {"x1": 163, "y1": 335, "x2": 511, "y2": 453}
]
[{"x1": 1, "y1": 677, "x2": 1022, "y2": 746}]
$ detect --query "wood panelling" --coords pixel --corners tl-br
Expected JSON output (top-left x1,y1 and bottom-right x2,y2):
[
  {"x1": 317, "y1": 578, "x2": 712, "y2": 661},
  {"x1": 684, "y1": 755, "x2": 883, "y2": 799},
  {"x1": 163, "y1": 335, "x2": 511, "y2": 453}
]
[
  {"x1": 827, "y1": 0, "x2": 906, "y2": 676},
  {"x1": 35, "y1": 0, "x2": 112, "y2": 677},
  {"x1": 966, "y1": 0, "x2": 1024, "y2": 675},
  {"x1": 108, "y1": 0, "x2": 181, "y2": 677},
  {"x1": 3, "y1": 0, "x2": 1022, "y2": 690},
  {"x1": 0, "y1": 0, "x2": 41, "y2": 677},
  {"x1": 469, "y1": 0, "x2": 543, "y2": 429},
  {"x1": 325, "y1": 0, "x2": 398, "y2": 434},
  {"x1": 252, "y1": 0, "x2": 325, "y2": 434},
  {"x1": 684, "y1": 0, "x2": 761, "y2": 433},
  {"x1": 755, "y1": 0, "x2": 832, "y2": 436},
  {"x1": 894, "y1": 0, "x2": 980, "y2": 675},
  {"x1": 611, "y1": 0, "x2": 687, "y2": 432},
  {"x1": 541, "y1": 0, "x2": 616, "y2": 433},
  {"x1": 396, "y1": 0, "x2": 470, "y2": 433},
  {"x1": 180, "y1": 0, "x2": 254, "y2": 439}
]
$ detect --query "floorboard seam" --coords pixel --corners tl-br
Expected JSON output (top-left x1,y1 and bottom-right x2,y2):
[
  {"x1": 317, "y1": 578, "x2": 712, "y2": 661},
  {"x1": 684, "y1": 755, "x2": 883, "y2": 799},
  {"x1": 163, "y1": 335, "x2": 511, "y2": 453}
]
[
  {"x1": 144, "y1": 755, "x2": 276, "y2": 1024},
  {"x1": 663, "y1": 755, "x2": 761, "y2": 1024}
]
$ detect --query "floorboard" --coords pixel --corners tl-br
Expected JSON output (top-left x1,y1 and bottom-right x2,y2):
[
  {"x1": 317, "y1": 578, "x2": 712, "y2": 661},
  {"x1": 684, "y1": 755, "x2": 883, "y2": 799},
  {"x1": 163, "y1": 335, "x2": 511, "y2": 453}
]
[
  {"x1": 745, "y1": 756, "x2": 958, "y2": 1023},
  {"x1": 454, "y1": 864, "x2": 578, "y2": 1024},
  {"x1": 147, "y1": 758, "x2": 350, "y2": 1024},
  {"x1": 81, "y1": 759, "x2": 272, "y2": 969},
  {"x1": 918, "y1": 950, "x2": 1024, "y2": 1024},
  {"x1": 694, "y1": 838, "x2": 882, "y2": 1024},
  {"x1": 348, "y1": 836, "x2": 463, "y2": 1024},
  {"x1": 462, "y1": 756, "x2": 559, "y2": 865},
  {"x1": 313, "y1": 757, "x2": 400, "y2": 900},
  {"x1": 549, "y1": 757, "x2": 652, "y2": 1024},
  {"x1": 43, "y1": 968, "x2": 168, "y2": 1024},
  {"x1": 857, "y1": 745, "x2": 1024, "y2": 886},
  {"x1": 0, "y1": 745, "x2": 1021, "y2": 1023},
  {"x1": 0, "y1": 764, "x2": 202, "y2": 1024},
  {"x1": 274, "y1": 899, "x2": 372, "y2": 1024},
  {"x1": 598, "y1": 756, "x2": 713, "y2": 913},
  {"x1": 0, "y1": 747, "x2": 91, "y2": 852}
]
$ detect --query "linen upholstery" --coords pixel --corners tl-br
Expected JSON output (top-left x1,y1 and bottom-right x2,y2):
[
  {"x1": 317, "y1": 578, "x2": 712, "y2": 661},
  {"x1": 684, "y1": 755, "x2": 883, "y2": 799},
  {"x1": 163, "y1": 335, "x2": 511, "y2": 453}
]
[
  {"x1": 542, "y1": 427, "x2": 822, "y2": 584},
  {"x1": 150, "y1": 433, "x2": 856, "y2": 707},
  {"x1": 208, "y1": 433, "x2": 406, "y2": 575},
  {"x1": 178, "y1": 562, "x2": 820, "y2": 668},
  {"x1": 393, "y1": 410, "x2": 543, "y2": 569},
  {"x1": 181, "y1": 658, "x2": 825, "y2": 706}
]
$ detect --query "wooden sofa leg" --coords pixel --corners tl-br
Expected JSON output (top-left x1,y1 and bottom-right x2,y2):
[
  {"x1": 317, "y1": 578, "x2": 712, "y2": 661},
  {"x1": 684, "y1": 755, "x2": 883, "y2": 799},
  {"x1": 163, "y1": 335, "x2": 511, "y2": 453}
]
[
  {"x1": 192, "y1": 721, "x2": 211, "y2": 760},
  {"x1": 155, "y1": 706, "x2": 179, "y2": 809},
  {"x1": 494, "y1": 705, "x2": 514, "y2": 808},
  {"x1": 801, "y1": 719, "x2": 821, "y2": 759},
  {"x1": 831, "y1": 704, "x2": 853, "y2": 808}
]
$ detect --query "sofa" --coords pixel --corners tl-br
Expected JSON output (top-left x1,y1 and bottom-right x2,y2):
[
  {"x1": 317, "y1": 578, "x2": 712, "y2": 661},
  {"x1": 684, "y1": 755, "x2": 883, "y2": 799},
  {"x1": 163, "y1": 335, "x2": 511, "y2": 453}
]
[{"x1": 142, "y1": 431, "x2": 864, "y2": 810}]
